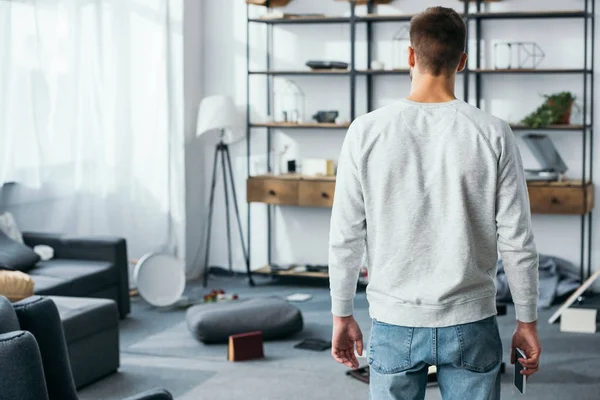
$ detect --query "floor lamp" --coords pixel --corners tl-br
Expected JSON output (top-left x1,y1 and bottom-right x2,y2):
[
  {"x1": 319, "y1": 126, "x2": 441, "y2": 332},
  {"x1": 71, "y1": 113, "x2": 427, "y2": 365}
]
[{"x1": 196, "y1": 95, "x2": 254, "y2": 287}]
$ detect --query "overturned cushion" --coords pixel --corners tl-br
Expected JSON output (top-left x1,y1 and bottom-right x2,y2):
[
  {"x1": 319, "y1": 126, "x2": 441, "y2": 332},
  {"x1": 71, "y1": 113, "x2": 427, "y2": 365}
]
[
  {"x1": 0, "y1": 270, "x2": 34, "y2": 302},
  {"x1": 186, "y1": 297, "x2": 303, "y2": 344}
]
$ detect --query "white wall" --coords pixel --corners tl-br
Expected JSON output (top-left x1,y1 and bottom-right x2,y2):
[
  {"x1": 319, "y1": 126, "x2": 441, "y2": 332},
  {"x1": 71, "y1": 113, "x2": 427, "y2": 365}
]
[{"x1": 198, "y1": 0, "x2": 600, "y2": 287}]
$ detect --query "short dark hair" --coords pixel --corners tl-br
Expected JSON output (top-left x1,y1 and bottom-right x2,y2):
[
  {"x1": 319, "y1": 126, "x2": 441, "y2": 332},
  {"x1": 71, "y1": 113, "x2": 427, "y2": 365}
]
[{"x1": 409, "y1": 7, "x2": 466, "y2": 76}]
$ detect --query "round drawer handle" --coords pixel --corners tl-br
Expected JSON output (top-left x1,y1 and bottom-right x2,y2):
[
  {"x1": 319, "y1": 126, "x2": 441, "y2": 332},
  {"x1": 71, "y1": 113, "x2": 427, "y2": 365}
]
[
  {"x1": 321, "y1": 192, "x2": 330, "y2": 199},
  {"x1": 268, "y1": 190, "x2": 276, "y2": 196},
  {"x1": 551, "y1": 197, "x2": 560, "y2": 205}
]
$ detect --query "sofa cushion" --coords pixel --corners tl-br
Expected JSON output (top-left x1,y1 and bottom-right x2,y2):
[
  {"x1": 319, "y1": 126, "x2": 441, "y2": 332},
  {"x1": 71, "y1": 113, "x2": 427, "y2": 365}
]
[
  {"x1": 29, "y1": 275, "x2": 71, "y2": 295},
  {"x1": 0, "y1": 271, "x2": 34, "y2": 302},
  {"x1": 0, "y1": 212, "x2": 24, "y2": 244},
  {"x1": 29, "y1": 259, "x2": 116, "y2": 297},
  {"x1": 0, "y1": 230, "x2": 40, "y2": 272},
  {"x1": 49, "y1": 296, "x2": 118, "y2": 343}
]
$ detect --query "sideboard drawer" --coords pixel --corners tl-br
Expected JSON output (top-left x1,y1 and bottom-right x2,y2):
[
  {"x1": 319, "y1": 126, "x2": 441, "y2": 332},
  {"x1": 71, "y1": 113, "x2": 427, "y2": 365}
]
[
  {"x1": 247, "y1": 177, "x2": 299, "y2": 206},
  {"x1": 298, "y1": 181, "x2": 336, "y2": 208},
  {"x1": 528, "y1": 182, "x2": 594, "y2": 215}
]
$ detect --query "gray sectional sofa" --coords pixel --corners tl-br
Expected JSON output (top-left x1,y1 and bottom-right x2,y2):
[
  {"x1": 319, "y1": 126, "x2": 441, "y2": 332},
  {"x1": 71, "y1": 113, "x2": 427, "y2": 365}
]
[
  {"x1": 0, "y1": 231, "x2": 135, "y2": 389},
  {"x1": 0, "y1": 230, "x2": 134, "y2": 388},
  {"x1": 22, "y1": 232, "x2": 131, "y2": 319}
]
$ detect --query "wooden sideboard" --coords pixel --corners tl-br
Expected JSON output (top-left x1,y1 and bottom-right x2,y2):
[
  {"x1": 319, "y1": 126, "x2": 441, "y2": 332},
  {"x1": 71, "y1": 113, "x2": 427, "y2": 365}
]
[
  {"x1": 247, "y1": 174, "x2": 336, "y2": 208},
  {"x1": 248, "y1": 175, "x2": 594, "y2": 215}
]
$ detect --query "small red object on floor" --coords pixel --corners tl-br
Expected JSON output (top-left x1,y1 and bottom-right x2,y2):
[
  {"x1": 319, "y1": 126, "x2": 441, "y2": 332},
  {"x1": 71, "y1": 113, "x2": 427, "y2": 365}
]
[{"x1": 227, "y1": 331, "x2": 264, "y2": 362}]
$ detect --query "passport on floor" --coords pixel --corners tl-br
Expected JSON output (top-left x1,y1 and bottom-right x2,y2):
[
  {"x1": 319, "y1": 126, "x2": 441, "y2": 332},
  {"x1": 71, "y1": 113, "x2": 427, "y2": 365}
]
[{"x1": 227, "y1": 331, "x2": 264, "y2": 362}]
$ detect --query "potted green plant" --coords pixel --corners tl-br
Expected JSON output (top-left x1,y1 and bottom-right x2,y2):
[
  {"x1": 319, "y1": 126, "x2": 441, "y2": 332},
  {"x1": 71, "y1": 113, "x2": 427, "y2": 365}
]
[{"x1": 521, "y1": 91, "x2": 576, "y2": 128}]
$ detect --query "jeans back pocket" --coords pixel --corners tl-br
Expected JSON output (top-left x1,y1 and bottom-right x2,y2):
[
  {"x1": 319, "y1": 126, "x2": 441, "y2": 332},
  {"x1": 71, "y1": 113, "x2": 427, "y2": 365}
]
[
  {"x1": 368, "y1": 320, "x2": 414, "y2": 374},
  {"x1": 454, "y1": 316, "x2": 502, "y2": 373}
]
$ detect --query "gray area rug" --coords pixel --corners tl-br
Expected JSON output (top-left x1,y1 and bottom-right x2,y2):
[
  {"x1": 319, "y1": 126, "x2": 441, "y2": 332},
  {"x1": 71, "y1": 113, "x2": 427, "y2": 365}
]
[{"x1": 79, "y1": 277, "x2": 600, "y2": 400}]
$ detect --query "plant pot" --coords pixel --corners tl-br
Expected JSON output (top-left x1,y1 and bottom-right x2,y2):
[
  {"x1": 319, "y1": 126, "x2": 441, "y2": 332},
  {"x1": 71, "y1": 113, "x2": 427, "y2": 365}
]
[
  {"x1": 547, "y1": 100, "x2": 574, "y2": 125},
  {"x1": 559, "y1": 101, "x2": 574, "y2": 125}
]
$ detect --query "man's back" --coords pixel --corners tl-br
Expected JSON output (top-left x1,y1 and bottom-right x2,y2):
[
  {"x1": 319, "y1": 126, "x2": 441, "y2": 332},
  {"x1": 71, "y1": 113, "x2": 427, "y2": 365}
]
[
  {"x1": 328, "y1": 8, "x2": 541, "y2": 399},
  {"x1": 332, "y1": 99, "x2": 537, "y2": 328}
]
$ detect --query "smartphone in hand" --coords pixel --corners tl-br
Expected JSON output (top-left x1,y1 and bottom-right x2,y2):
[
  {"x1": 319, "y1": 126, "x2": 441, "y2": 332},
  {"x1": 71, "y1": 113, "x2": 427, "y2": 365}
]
[{"x1": 514, "y1": 348, "x2": 527, "y2": 394}]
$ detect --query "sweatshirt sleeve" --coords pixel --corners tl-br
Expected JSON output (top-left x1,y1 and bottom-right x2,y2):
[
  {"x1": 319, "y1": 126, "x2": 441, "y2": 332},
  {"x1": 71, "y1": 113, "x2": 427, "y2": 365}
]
[
  {"x1": 495, "y1": 125, "x2": 539, "y2": 323},
  {"x1": 329, "y1": 121, "x2": 367, "y2": 317}
]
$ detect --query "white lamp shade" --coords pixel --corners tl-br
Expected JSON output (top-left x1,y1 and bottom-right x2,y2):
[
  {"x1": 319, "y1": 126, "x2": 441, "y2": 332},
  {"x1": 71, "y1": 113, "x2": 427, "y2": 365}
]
[{"x1": 196, "y1": 95, "x2": 239, "y2": 138}]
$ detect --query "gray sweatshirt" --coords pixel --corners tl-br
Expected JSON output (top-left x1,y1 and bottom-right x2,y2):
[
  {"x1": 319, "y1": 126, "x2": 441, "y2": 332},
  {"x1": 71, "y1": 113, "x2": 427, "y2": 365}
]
[{"x1": 329, "y1": 99, "x2": 539, "y2": 327}]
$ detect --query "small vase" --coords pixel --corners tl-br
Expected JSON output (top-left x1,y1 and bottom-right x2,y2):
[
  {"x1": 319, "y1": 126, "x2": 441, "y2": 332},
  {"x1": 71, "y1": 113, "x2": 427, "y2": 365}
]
[
  {"x1": 547, "y1": 99, "x2": 574, "y2": 125},
  {"x1": 558, "y1": 102, "x2": 574, "y2": 125}
]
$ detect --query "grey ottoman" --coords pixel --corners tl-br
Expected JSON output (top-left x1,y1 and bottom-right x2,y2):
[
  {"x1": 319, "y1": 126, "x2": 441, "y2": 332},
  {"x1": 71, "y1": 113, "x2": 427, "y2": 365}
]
[
  {"x1": 186, "y1": 297, "x2": 303, "y2": 344},
  {"x1": 50, "y1": 296, "x2": 120, "y2": 389}
]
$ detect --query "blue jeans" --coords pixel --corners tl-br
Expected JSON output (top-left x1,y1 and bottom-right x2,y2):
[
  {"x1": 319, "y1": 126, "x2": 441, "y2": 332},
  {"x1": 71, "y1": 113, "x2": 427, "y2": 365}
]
[{"x1": 368, "y1": 316, "x2": 502, "y2": 400}]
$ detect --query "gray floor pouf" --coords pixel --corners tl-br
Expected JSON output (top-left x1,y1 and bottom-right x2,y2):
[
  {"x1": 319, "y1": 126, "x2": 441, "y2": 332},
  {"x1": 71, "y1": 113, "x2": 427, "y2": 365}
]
[{"x1": 186, "y1": 297, "x2": 303, "y2": 344}]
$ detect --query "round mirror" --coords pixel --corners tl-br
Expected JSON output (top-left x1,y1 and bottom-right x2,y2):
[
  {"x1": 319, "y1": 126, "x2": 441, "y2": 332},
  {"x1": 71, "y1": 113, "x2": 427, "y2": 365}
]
[{"x1": 133, "y1": 253, "x2": 185, "y2": 307}]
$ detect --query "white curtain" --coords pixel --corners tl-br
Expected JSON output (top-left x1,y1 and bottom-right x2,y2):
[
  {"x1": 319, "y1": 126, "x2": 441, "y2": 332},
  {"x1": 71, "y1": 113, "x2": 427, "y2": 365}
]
[{"x1": 0, "y1": 0, "x2": 185, "y2": 261}]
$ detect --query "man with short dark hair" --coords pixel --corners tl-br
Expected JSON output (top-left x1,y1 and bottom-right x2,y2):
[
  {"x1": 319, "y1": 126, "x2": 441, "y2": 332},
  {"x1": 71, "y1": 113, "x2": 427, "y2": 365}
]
[{"x1": 329, "y1": 6, "x2": 541, "y2": 400}]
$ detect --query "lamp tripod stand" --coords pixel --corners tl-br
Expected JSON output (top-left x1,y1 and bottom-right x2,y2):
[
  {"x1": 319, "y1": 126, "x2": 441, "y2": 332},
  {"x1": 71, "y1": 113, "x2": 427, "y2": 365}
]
[{"x1": 203, "y1": 130, "x2": 254, "y2": 287}]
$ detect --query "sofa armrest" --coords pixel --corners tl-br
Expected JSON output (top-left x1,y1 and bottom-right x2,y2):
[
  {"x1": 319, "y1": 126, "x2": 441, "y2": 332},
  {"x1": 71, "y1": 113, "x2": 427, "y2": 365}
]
[
  {"x1": 0, "y1": 331, "x2": 50, "y2": 400},
  {"x1": 121, "y1": 388, "x2": 173, "y2": 400},
  {"x1": 22, "y1": 232, "x2": 131, "y2": 318},
  {"x1": 13, "y1": 296, "x2": 78, "y2": 400}
]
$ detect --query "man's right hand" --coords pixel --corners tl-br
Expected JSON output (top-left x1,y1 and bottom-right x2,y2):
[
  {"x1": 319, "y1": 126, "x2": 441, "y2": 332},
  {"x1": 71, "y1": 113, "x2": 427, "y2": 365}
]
[
  {"x1": 332, "y1": 315, "x2": 363, "y2": 369},
  {"x1": 511, "y1": 320, "x2": 542, "y2": 377}
]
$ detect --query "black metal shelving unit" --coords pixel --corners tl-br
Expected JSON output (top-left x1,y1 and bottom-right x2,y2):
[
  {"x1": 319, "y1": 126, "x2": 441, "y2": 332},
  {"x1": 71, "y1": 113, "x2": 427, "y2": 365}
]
[
  {"x1": 245, "y1": 0, "x2": 595, "y2": 285},
  {"x1": 468, "y1": 0, "x2": 596, "y2": 284}
]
